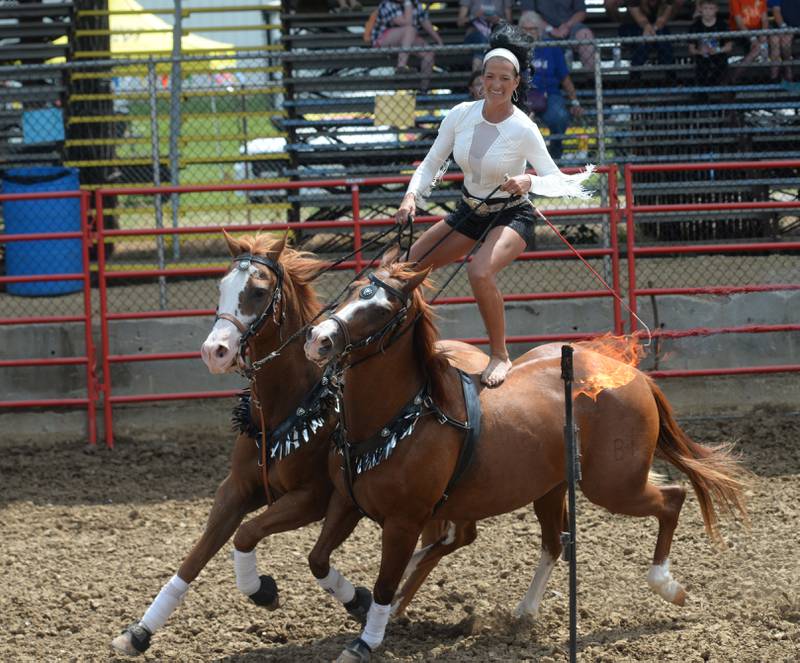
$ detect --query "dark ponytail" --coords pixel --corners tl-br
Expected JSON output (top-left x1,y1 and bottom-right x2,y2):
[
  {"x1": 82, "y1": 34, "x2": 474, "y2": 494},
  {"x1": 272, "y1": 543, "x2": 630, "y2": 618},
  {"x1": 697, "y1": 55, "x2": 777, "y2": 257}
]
[{"x1": 488, "y1": 23, "x2": 534, "y2": 113}]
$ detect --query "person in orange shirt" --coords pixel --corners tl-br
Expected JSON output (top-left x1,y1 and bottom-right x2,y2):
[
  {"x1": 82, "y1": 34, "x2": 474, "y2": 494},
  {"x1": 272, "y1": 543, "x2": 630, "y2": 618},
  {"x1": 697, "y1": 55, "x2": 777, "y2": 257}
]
[{"x1": 729, "y1": 0, "x2": 778, "y2": 78}]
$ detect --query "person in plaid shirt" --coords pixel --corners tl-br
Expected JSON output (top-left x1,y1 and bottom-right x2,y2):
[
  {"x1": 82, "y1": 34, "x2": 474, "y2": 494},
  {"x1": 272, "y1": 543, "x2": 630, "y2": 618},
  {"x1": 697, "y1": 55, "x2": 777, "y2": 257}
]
[{"x1": 370, "y1": 0, "x2": 444, "y2": 90}]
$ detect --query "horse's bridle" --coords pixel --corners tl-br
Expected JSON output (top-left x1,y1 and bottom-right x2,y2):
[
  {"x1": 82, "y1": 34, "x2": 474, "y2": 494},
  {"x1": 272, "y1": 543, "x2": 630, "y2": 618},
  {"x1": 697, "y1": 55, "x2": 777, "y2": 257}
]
[
  {"x1": 215, "y1": 253, "x2": 285, "y2": 375},
  {"x1": 327, "y1": 273, "x2": 416, "y2": 365}
]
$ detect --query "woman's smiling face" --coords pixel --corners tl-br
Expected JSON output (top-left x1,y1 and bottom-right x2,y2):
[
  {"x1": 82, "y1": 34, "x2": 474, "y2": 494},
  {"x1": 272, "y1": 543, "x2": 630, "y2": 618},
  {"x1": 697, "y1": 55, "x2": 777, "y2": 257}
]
[{"x1": 481, "y1": 57, "x2": 519, "y2": 105}]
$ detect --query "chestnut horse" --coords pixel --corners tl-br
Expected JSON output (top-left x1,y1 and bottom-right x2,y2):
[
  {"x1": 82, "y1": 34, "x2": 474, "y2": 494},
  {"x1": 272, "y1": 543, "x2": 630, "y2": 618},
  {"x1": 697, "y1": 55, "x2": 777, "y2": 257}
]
[
  {"x1": 304, "y1": 257, "x2": 749, "y2": 663},
  {"x1": 112, "y1": 233, "x2": 369, "y2": 656}
]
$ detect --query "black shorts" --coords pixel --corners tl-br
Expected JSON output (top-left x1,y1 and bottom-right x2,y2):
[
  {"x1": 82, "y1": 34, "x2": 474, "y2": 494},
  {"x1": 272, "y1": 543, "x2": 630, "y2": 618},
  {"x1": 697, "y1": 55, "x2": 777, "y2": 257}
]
[{"x1": 445, "y1": 200, "x2": 536, "y2": 249}]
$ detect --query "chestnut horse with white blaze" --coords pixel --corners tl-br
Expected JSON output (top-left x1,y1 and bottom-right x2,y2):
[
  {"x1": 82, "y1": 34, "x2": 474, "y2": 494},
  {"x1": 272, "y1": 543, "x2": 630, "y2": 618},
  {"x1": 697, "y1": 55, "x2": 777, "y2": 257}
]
[
  {"x1": 304, "y1": 256, "x2": 749, "y2": 663},
  {"x1": 111, "y1": 233, "x2": 370, "y2": 656}
]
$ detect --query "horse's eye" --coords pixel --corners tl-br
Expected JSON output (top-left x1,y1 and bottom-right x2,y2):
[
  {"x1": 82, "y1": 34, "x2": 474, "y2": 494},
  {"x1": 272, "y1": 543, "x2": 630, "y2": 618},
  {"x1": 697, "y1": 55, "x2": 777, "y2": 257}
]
[{"x1": 252, "y1": 287, "x2": 269, "y2": 298}]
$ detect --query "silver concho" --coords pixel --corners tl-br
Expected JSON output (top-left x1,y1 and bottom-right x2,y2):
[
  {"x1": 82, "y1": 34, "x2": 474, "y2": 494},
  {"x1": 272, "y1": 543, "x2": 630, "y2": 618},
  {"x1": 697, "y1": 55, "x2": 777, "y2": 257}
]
[
  {"x1": 238, "y1": 260, "x2": 251, "y2": 271},
  {"x1": 360, "y1": 285, "x2": 377, "y2": 299}
]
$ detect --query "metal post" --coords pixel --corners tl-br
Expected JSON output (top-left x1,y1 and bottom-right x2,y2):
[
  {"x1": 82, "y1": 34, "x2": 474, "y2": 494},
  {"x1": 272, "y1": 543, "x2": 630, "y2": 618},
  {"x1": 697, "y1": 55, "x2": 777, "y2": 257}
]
[
  {"x1": 148, "y1": 58, "x2": 167, "y2": 310},
  {"x1": 593, "y1": 42, "x2": 605, "y2": 165},
  {"x1": 169, "y1": 0, "x2": 183, "y2": 260},
  {"x1": 560, "y1": 345, "x2": 580, "y2": 663},
  {"x1": 593, "y1": 41, "x2": 612, "y2": 286}
]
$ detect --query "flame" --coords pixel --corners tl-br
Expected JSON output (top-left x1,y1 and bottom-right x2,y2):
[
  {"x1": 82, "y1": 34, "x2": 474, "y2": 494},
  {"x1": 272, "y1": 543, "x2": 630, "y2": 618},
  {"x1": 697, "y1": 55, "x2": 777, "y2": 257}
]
[{"x1": 572, "y1": 334, "x2": 644, "y2": 401}]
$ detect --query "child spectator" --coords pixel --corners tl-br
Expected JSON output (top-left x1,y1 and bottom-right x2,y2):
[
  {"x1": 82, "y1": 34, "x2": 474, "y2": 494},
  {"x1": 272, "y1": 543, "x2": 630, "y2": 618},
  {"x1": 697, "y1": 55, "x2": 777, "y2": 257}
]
[
  {"x1": 467, "y1": 70, "x2": 485, "y2": 99},
  {"x1": 458, "y1": 0, "x2": 513, "y2": 71},
  {"x1": 520, "y1": 11, "x2": 584, "y2": 160},
  {"x1": 371, "y1": 0, "x2": 444, "y2": 91},
  {"x1": 688, "y1": 0, "x2": 732, "y2": 89},
  {"x1": 728, "y1": 0, "x2": 775, "y2": 80},
  {"x1": 521, "y1": 0, "x2": 596, "y2": 69},
  {"x1": 769, "y1": 0, "x2": 798, "y2": 82}
]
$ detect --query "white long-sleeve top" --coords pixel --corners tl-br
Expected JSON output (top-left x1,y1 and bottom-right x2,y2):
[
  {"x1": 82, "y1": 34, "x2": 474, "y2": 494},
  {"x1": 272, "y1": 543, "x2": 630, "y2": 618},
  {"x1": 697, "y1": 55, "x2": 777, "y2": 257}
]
[{"x1": 407, "y1": 100, "x2": 594, "y2": 201}]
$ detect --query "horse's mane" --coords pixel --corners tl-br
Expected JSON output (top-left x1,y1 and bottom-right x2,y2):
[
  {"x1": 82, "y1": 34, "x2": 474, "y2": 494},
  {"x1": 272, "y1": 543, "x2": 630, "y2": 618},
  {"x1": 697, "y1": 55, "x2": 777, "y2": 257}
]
[
  {"x1": 384, "y1": 262, "x2": 451, "y2": 405},
  {"x1": 237, "y1": 234, "x2": 327, "y2": 325}
]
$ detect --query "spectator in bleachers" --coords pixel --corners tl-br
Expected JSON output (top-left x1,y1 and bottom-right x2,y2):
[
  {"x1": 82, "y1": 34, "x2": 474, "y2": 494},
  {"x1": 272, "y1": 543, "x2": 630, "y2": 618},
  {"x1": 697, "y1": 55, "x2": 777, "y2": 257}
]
[
  {"x1": 620, "y1": 0, "x2": 681, "y2": 83},
  {"x1": 604, "y1": 0, "x2": 623, "y2": 20},
  {"x1": 688, "y1": 0, "x2": 733, "y2": 90},
  {"x1": 468, "y1": 69, "x2": 486, "y2": 98},
  {"x1": 520, "y1": 0, "x2": 596, "y2": 69},
  {"x1": 333, "y1": 0, "x2": 363, "y2": 12},
  {"x1": 769, "y1": 0, "x2": 797, "y2": 82},
  {"x1": 728, "y1": 0, "x2": 775, "y2": 80},
  {"x1": 371, "y1": 0, "x2": 444, "y2": 91},
  {"x1": 458, "y1": 0, "x2": 513, "y2": 71},
  {"x1": 520, "y1": 10, "x2": 584, "y2": 160}
]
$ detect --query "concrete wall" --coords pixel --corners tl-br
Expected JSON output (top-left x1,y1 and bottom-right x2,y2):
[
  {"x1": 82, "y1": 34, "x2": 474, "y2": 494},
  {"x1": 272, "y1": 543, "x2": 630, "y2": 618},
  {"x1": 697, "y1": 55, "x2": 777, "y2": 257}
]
[{"x1": 2, "y1": 290, "x2": 798, "y2": 443}]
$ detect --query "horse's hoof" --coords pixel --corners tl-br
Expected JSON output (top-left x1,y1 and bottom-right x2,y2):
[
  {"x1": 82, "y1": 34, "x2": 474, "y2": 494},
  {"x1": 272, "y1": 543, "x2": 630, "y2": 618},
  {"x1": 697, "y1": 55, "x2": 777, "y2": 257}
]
[
  {"x1": 671, "y1": 586, "x2": 688, "y2": 606},
  {"x1": 249, "y1": 574, "x2": 280, "y2": 610},
  {"x1": 335, "y1": 637, "x2": 372, "y2": 662},
  {"x1": 344, "y1": 586, "x2": 372, "y2": 624},
  {"x1": 111, "y1": 623, "x2": 151, "y2": 656}
]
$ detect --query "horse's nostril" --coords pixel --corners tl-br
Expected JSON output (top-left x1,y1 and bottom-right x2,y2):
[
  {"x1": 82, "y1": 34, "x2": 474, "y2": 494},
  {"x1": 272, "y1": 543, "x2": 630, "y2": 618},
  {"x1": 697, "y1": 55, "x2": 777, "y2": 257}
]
[
  {"x1": 320, "y1": 336, "x2": 332, "y2": 350},
  {"x1": 214, "y1": 345, "x2": 228, "y2": 359}
]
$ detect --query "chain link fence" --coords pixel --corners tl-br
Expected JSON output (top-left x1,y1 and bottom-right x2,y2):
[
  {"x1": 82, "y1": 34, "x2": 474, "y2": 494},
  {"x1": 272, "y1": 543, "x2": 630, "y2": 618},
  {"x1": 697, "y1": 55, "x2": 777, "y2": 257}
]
[{"x1": 1, "y1": 27, "x2": 798, "y2": 320}]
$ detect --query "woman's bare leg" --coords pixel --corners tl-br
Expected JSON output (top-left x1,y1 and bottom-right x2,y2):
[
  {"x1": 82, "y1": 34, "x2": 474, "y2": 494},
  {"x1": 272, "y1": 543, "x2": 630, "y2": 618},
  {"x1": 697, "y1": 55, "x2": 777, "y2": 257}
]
[
  {"x1": 467, "y1": 225, "x2": 526, "y2": 387},
  {"x1": 407, "y1": 220, "x2": 475, "y2": 269}
]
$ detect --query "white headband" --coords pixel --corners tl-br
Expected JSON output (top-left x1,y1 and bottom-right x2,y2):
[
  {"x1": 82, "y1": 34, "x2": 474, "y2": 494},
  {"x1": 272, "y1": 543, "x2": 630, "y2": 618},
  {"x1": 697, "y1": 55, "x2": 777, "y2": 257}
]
[{"x1": 483, "y1": 48, "x2": 520, "y2": 73}]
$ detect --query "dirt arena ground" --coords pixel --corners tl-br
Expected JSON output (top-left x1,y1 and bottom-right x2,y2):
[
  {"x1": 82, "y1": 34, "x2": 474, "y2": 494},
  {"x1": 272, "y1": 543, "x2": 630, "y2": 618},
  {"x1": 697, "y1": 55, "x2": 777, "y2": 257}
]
[{"x1": 1, "y1": 410, "x2": 798, "y2": 662}]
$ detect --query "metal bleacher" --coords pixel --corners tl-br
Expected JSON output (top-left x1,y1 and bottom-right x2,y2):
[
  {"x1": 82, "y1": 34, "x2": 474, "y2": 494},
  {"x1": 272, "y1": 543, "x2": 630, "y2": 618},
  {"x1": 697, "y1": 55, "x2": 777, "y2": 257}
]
[
  {"x1": 0, "y1": 1, "x2": 74, "y2": 170},
  {"x1": 276, "y1": 0, "x2": 800, "y2": 237}
]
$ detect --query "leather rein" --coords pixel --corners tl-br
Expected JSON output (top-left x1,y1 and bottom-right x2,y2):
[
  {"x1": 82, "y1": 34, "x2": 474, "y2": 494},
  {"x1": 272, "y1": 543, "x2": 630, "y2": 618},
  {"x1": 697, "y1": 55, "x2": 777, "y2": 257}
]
[{"x1": 215, "y1": 253, "x2": 285, "y2": 505}]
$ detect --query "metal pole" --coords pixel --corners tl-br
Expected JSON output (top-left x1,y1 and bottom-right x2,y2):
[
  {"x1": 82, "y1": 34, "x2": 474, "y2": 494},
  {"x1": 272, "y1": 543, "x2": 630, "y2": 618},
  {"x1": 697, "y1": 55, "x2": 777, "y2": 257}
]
[
  {"x1": 560, "y1": 345, "x2": 580, "y2": 663},
  {"x1": 593, "y1": 41, "x2": 612, "y2": 286},
  {"x1": 148, "y1": 58, "x2": 167, "y2": 310},
  {"x1": 169, "y1": 0, "x2": 183, "y2": 260}
]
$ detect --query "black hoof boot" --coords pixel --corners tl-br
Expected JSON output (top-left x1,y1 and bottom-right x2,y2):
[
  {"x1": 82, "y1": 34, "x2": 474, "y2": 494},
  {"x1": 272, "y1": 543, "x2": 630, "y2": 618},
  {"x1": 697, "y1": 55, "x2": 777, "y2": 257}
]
[
  {"x1": 337, "y1": 637, "x2": 372, "y2": 662},
  {"x1": 343, "y1": 586, "x2": 372, "y2": 624},
  {"x1": 249, "y1": 575, "x2": 279, "y2": 610},
  {"x1": 113, "y1": 622, "x2": 151, "y2": 655}
]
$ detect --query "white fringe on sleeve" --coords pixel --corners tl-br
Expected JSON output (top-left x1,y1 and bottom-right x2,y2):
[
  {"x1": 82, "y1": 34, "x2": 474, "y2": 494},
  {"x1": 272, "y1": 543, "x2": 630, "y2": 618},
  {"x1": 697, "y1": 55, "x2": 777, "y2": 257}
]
[{"x1": 529, "y1": 164, "x2": 596, "y2": 199}]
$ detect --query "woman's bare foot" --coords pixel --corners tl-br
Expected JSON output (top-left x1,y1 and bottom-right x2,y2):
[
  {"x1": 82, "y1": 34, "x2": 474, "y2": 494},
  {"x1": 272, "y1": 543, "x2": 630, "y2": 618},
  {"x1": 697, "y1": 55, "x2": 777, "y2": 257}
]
[{"x1": 481, "y1": 356, "x2": 512, "y2": 388}]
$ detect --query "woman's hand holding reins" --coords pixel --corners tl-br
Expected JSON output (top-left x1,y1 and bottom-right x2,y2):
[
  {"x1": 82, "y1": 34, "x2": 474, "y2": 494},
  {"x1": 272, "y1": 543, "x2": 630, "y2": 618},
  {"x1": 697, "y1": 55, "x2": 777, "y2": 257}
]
[
  {"x1": 395, "y1": 192, "x2": 417, "y2": 225},
  {"x1": 500, "y1": 174, "x2": 532, "y2": 197}
]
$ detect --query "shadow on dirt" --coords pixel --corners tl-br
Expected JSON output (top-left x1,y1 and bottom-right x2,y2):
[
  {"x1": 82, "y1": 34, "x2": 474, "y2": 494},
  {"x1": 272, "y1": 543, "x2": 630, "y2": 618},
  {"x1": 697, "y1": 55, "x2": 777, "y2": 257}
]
[{"x1": 1, "y1": 411, "x2": 798, "y2": 507}]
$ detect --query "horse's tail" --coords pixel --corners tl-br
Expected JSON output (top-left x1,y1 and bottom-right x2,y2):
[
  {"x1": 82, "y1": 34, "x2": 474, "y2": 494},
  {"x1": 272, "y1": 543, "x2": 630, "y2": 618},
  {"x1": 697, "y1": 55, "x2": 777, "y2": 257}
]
[{"x1": 648, "y1": 378, "x2": 750, "y2": 540}]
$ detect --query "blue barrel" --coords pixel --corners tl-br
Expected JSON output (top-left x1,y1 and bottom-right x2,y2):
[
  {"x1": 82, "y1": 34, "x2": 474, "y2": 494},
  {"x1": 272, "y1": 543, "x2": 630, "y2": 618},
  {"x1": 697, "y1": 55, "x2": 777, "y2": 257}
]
[{"x1": 2, "y1": 167, "x2": 82, "y2": 296}]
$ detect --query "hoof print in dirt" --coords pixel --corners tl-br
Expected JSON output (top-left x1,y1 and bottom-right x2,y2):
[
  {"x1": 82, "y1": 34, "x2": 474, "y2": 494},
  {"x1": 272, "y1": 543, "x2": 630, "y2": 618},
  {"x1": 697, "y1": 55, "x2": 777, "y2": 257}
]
[
  {"x1": 336, "y1": 637, "x2": 372, "y2": 662},
  {"x1": 344, "y1": 586, "x2": 372, "y2": 624},
  {"x1": 249, "y1": 574, "x2": 280, "y2": 610},
  {"x1": 111, "y1": 623, "x2": 151, "y2": 656}
]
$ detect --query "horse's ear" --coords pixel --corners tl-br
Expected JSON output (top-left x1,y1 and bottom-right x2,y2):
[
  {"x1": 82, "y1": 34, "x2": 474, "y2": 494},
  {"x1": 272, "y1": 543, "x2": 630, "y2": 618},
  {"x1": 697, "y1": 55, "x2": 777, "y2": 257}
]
[
  {"x1": 380, "y1": 246, "x2": 400, "y2": 267},
  {"x1": 269, "y1": 231, "x2": 288, "y2": 258},
  {"x1": 223, "y1": 229, "x2": 241, "y2": 257},
  {"x1": 402, "y1": 266, "x2": 432, "y2": 295}
]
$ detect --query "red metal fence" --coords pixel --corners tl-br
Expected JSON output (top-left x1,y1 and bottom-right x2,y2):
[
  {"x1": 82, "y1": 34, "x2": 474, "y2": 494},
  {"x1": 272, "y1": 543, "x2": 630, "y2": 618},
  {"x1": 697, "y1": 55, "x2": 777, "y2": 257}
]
[
  {"x1": 623, "y1": 161, "x2": 800, "y2": 378},
  {"x1": 1, "y1": 161, "x2": 797, "y2": 446},
  {"x1": 0, "y1": 190, "x2": 98, "y2": 443}
]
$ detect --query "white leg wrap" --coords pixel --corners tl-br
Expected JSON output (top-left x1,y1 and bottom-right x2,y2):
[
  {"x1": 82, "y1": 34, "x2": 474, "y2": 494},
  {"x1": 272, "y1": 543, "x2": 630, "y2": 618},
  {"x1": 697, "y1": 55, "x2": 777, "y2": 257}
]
[
  {"x1": 360, "y1": 601, "x2": 392, "y2": 650},
  {"x1": 233, "y1": 548, "x2": 261, "y2": 596},
  {"x1": 316, "y1": 567, "x2": 356, "y2": 604},
  {"x1": 647, "y1": 560, "x2": 683, "y2": 602},
  {"x1": 515, "y1": 549, "x2": 557, "y2": 618},
  {"x1": 140, "y1": 575, "x2": 189, "y2": 633}
]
